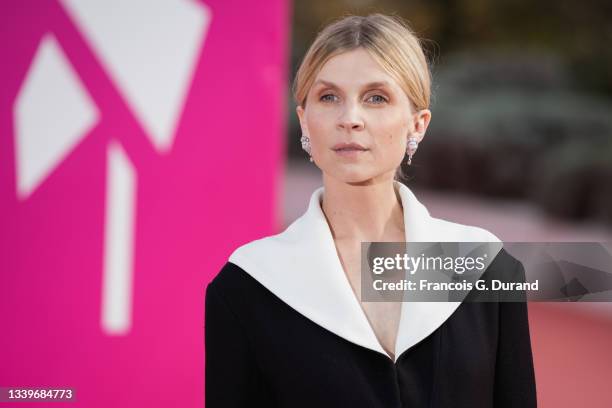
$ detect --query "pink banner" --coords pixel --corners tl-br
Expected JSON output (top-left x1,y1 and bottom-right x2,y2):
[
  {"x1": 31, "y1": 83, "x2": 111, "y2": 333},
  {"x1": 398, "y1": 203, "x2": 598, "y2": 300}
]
[{"x1": 0, "y1": 0, "x2": 289, "y2": 406}]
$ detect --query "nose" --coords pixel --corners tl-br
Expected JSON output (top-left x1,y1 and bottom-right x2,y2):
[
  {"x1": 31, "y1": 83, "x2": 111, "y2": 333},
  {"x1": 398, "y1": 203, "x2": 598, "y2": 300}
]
[{"x1": 337, "y1": 101, "x2": 365, "y2": 131}]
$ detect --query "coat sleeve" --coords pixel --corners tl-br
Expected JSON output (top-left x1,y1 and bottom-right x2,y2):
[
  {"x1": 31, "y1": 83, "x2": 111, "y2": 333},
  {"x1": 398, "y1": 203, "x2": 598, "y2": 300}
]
[
  {"x1": 205, "y1": 281, "x2": 271, "y2": 407},
  {"x1": 493, "y1": 259, "x2": 538, "y2": 407}
]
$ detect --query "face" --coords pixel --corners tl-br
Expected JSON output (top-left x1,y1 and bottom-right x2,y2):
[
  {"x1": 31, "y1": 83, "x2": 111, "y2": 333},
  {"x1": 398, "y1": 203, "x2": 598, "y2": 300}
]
[{"x1": 296, "y1": 47, "x2": 431, "y2": 185}]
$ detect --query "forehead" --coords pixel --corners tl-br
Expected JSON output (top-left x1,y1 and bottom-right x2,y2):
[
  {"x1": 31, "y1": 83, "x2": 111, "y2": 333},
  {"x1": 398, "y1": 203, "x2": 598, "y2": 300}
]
[{"x1": 314, "y1": 48, "x2": 399, "y2": 90}]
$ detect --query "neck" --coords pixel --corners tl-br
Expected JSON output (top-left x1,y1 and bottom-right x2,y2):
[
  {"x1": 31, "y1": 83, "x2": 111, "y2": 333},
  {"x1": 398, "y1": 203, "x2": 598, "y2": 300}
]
[{"x1": 320, "y1": 174, "x2": 405, "y2": 242}]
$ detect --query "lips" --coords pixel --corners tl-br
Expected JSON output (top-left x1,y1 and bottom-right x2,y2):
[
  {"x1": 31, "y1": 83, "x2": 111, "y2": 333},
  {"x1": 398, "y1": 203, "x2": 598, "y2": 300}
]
[{"x1": 332, "y1": 142, "x2": 368, "y2": 151}]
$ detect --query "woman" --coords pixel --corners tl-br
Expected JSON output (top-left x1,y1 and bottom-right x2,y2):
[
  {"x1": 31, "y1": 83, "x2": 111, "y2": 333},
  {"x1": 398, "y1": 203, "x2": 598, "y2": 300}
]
[{"x1": 205, "y1": 13, "x2": 537, "y2": 408}]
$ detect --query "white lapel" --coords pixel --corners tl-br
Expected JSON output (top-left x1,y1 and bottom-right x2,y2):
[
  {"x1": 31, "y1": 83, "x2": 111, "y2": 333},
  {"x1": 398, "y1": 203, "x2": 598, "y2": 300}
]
[{"x1": 228, "y1": 181, "x2": 502, "y2": 363}]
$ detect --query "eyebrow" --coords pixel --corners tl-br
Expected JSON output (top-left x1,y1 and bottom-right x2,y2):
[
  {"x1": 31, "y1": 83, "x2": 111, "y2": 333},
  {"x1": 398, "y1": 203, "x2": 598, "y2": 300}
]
[{"x1": 312, "y1": 79, "x2": 392, "y2": 90}]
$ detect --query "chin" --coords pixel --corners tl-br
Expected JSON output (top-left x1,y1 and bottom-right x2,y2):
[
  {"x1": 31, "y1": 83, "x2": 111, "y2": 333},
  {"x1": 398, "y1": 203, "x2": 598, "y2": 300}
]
[{"x1": 326, "y1": 165, "x2": 381, "y2": 185}]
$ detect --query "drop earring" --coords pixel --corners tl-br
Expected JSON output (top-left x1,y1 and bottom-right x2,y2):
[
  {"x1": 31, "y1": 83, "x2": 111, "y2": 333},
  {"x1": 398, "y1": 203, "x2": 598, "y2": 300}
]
[
  {"x1": 300, "y1": 134, "x2": 314, "y2": 162},
  {"x1": 406, "y1": 136, "x2": 418, "y2": 165}
]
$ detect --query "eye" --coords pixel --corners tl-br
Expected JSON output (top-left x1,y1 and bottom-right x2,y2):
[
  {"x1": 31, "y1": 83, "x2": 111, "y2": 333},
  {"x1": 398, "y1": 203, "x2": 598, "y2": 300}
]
[
  {"x1": 320, "y1": 93, "x2": 338, "y2": 103},
  {"x1": 367, "y1": 94, "x2": 388, "y2": 104}
]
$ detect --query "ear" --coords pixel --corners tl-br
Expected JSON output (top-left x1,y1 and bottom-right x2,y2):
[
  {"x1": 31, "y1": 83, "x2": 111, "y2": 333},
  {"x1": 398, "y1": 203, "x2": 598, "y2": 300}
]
[
  {"x1": 411, "y1": 109, "x2": 431, "y2": 143},
  {"x1": 296, "y1": 105, "x2": 307, "y2": 133}
]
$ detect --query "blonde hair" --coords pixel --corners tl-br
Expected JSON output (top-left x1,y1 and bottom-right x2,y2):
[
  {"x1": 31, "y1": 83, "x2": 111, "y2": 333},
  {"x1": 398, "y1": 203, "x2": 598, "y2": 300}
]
[{"x1": 292, "y1": 13, "x2": 432, "y2": 112}]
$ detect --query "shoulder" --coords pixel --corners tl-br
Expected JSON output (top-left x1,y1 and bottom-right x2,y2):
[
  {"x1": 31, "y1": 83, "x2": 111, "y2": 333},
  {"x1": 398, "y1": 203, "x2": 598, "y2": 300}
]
[
  {"x1": 228, "y1": 232, "x2": 289, "y2": 262},
  {"x1": 224, "y1": 216, "x2": 306, "y2": 279},
  {"x1": 206, "y1": 259, "x2": 291, "y2": 328},
  {"x1": 208, "y1": 259, "x2": 267, "y2": 294},
  {"x1": 206, "y1": 261, "x2": 263, "y2": 310}
]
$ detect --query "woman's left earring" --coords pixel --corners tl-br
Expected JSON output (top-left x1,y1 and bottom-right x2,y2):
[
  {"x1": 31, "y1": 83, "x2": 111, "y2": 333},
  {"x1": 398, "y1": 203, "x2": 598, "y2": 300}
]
[
  {"x1": 300, "y1": 134, "x2": 314, "y2": 162},
  {"x1": 406, "y1": 136, "x2": 418, "y2": 165}
]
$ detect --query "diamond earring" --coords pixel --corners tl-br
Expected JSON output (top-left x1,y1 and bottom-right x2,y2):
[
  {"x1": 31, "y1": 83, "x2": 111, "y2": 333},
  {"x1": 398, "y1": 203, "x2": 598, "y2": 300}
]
[
  {"x1": 300, "y1": 134, "x2": 314, "y2": 162},
  {"x1": 406, "y1": 136, "x2": 418, "y2": 165}
]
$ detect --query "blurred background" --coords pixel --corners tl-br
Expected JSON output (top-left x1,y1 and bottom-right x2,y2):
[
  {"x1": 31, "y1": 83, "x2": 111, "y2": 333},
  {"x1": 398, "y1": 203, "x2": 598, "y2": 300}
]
[{"x1": 1, "y1": 0, "x2": 611, "y2": 407}]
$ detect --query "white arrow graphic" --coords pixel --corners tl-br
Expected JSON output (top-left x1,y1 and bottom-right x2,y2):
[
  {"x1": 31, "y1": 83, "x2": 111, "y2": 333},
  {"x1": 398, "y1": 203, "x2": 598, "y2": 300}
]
[
  {"x1": 14, "y1": 0, "x2": 211, "y2": 336},
  {"x1": 60, "y1": 0, "x2": 211, "y2": 152}
]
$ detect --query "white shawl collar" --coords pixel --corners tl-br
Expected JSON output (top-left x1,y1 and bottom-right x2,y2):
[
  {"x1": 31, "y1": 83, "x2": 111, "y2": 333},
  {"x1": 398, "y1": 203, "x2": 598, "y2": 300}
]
[{"x1": 228, "y1": 181, "x2": 501, "y2": 363}]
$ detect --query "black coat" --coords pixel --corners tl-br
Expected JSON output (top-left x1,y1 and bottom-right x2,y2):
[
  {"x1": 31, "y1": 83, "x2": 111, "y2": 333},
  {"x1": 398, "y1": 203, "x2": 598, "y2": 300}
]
[{"x1": 205, "y1": 182, "x2": 537, "y2": 407}]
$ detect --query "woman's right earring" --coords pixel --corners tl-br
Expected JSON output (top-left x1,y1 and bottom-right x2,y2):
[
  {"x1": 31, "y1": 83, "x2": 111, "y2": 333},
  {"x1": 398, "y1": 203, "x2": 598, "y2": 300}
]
[
  {"x1": 300, "y1": 134, "x2": 314, "y2": 162},
  {"x1": 406, "y1": 137, "x2": 418, "y2": 166}
]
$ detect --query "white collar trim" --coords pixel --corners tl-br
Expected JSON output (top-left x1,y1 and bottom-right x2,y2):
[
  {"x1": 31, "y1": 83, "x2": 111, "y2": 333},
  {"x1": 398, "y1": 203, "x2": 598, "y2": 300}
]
[{"x1": 229, "y1": 181, "x2": 501, "y2": 362}]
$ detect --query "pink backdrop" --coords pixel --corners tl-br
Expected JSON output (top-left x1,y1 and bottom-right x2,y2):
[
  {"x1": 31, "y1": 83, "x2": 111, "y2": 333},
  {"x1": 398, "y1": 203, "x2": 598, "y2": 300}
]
[{"x1": 0, "y1": 0, "x2": 289, "y2": 406}]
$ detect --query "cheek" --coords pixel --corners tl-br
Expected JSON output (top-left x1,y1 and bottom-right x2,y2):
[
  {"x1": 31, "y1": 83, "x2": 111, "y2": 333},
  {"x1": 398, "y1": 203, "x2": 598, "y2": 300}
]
[
  {"x1": 375, "y1": 110, "x2": 408, "y2": 142},
  {"x1": 305, "y1": 108, "x2": 333, "y2": 139},
  {"x1": 378, "y1": 122, "x2": 407, "y2": 150},
  {"x1": 374, "y1": 123, "x2": 408, "y2": 162},
  {"x1": 383, "y1": 134, "x2": 406, "y2": 160}
]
